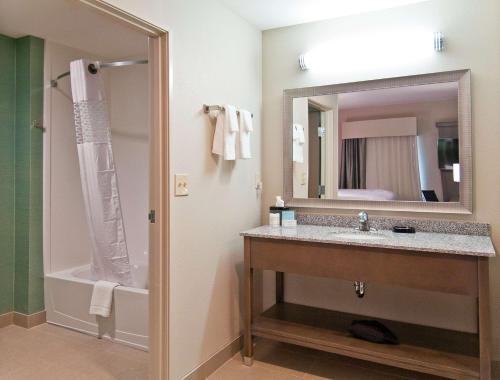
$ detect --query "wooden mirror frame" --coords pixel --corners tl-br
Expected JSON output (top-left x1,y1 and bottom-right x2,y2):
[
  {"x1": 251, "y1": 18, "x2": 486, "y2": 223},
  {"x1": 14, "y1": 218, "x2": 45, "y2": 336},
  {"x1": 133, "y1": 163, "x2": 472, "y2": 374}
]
[{"x1": 283, "y1": 70, "x2": 472, "y2": 214}]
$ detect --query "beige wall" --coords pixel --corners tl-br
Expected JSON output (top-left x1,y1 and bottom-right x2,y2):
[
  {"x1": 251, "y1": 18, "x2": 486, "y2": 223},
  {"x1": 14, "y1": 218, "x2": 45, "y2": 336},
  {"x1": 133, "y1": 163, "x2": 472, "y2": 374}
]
[
  {"x1": 109, "y1": 63, "x2": 150, "y2": 265},
  {"x1": 44, "y1": 41, "x2": 95, "y2": 273},
  {"x1": 262, "y1": 0, "x2": 500, "y2": 358},
  {"x1": 106, "y1": 1, "x2": 262, "y2": 378}
]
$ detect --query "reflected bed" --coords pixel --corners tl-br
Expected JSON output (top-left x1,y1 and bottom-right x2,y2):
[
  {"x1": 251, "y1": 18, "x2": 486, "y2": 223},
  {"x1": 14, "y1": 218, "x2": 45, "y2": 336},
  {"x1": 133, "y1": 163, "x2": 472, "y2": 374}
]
[{"x1": 337, "y1": 189, "x2": 396, "y2": 201}]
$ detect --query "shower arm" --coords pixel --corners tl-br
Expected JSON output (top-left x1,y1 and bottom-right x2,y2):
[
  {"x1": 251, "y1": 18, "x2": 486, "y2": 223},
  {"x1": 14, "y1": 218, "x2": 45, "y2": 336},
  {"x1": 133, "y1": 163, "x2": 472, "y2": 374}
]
[{"x1": 50, "y1": 59, "x2": 148, "y2": 88}]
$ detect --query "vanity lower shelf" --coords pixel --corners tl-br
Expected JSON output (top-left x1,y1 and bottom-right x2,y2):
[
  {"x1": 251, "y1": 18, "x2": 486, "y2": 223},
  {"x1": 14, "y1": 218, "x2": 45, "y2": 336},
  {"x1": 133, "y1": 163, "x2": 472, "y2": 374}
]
[{"x1": 253, "y1": 303, "x2": 480, "y2": 379}]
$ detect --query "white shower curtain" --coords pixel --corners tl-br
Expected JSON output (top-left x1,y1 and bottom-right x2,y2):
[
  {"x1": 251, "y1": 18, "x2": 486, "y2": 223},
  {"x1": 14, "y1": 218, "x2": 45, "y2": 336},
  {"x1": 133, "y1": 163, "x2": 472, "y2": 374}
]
[
  {"x1": 70, "y1": 59, "x2": 132, "y2": 286},
  {"x1": 366, "y1": 136, "x2": 422, "y2": 201}
]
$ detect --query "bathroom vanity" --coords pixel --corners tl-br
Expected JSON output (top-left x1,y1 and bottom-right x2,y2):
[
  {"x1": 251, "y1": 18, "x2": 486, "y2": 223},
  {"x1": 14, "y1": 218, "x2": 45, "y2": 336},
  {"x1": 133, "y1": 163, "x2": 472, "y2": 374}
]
[
  {"x1": 241, "y1": 225, "x2": 496, "y2": 379},
  {"x1": 245, "y1": 68, "x2": 497, "y2": 379}
]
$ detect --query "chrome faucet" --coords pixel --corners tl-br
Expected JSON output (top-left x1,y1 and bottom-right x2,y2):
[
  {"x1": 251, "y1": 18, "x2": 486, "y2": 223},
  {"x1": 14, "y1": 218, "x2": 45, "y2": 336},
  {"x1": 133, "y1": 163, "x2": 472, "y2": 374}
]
[{"x1": 358, "y1": 211, "x2": 369, "y2": 231}]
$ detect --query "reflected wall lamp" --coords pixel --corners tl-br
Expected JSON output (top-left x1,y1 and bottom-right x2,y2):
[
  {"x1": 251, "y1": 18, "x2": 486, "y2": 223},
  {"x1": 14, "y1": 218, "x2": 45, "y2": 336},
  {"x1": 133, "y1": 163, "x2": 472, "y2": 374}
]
[{"x1": 433, "y1": 32, "x2": 445, "y2": 52}]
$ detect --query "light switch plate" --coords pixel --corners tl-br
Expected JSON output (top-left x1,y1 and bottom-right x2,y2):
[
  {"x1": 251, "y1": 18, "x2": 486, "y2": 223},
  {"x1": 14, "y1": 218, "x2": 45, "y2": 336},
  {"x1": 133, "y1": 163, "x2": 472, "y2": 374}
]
[
  {"x1": 175, "y1": 174, "x2": 189, "y2": 196},
  {"x1": 301, "y1": 172, "x2": 307, "y2": 186}
]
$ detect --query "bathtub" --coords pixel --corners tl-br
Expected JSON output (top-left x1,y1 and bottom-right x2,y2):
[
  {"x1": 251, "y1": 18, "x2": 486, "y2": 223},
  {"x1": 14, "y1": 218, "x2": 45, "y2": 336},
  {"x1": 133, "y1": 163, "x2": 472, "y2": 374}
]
[{"x1": 45, "y1": 264, "x2": 149, "y2": 350}]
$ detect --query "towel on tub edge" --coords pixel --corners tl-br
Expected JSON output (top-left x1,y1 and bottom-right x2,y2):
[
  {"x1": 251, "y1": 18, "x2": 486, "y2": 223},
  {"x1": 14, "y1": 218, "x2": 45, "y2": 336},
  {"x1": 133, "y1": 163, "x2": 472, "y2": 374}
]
[{"x1": 89, "y1": 280, "x2": 119, "y2": 317}]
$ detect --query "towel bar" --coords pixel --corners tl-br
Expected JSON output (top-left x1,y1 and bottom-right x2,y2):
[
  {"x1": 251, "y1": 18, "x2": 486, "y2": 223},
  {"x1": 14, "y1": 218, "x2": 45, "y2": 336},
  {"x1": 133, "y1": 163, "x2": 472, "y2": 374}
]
[{"x1": 203, "y1": 104, "x2": 253, "y2": 118}]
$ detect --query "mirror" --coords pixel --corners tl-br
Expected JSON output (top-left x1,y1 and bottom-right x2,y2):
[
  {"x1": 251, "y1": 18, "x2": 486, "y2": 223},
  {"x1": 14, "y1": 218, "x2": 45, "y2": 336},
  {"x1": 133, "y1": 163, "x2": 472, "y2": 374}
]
[{"x1": 285, "y1": 70, "x2": 471, "y2": 213}]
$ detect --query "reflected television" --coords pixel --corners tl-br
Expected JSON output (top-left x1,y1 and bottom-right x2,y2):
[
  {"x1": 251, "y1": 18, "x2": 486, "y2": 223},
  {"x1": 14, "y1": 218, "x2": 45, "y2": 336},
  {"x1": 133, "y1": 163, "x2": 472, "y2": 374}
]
[{"x1": 438, "y1": 138, "x2": 459, "y2": 169}]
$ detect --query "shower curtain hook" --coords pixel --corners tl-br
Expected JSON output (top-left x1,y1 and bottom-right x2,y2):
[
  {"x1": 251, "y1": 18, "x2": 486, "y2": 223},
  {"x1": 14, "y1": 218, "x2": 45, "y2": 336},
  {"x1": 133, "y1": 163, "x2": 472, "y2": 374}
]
[{"x1": 88, "y1": 62, "x2": 99, "y2": 75}]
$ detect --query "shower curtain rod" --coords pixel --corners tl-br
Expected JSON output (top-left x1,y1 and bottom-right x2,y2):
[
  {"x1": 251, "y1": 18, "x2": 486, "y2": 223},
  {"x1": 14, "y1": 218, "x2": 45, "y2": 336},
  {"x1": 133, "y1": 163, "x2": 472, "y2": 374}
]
[{"x1": 50, "y1": 59, "x2": 148, "y2": 88}]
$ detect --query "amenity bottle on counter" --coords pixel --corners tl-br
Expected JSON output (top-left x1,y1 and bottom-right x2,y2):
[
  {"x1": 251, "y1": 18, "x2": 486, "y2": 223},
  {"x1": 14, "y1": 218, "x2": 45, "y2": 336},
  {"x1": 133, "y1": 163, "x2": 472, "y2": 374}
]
[
  {"x1": 269, "y1": 196, "x2": 295, "y2": 226},
  {"x1": 269, "y1": 213, "x2": 280, "y2": 227}
]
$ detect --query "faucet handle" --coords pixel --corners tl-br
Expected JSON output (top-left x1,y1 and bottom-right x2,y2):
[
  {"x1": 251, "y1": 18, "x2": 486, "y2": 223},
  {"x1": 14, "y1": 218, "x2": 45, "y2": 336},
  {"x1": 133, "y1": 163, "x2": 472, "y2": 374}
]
[{"x1": 358, "y1": 211, "x2": 368, "y2": 223}]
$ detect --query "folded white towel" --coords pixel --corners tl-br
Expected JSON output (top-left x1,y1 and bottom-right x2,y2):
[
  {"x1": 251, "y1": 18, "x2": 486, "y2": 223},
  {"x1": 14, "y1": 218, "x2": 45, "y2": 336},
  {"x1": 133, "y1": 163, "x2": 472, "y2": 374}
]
[
  {"x1": 297, "y1": 126, "x2": 305, "y2": 144},
  {"x1": 293, "y1": 123, "x2": 305, "y2": 163},
  {"x1": 89, "y1": 280, "x2": 119, "y2": 317},
  {"x1": 223, "y1": 104, "x2": 238, "y2": 160},
  {"x1": 239, "y1": 109, "x2": 253, "y2": 159},
  {"x1": 212, "y1": 105, "x2": 239, "y2": 160},
  {"x1": 212, "y1": 111, "x2": 224, "y2": 156}
]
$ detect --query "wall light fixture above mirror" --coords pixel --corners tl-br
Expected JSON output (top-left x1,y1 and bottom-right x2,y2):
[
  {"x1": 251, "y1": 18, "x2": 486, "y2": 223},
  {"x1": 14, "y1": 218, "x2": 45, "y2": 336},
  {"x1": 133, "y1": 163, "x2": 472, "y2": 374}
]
[
  {"x1": 284, "y1": 70, "x2": 472, "y2": 214},
  {"x1": 298, "y1": 31, "x2": 445, "y2": 71}
]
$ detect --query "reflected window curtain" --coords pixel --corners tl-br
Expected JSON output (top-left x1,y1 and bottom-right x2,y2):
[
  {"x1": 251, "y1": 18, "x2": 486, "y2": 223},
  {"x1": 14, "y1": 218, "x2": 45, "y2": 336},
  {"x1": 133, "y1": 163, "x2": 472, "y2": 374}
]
[
  {"x1": 339, "y1": 138, "x2": 366, "y2": 189},
  {"x1": 365, "y1": 136, "x2": 421, "y2": 201}
]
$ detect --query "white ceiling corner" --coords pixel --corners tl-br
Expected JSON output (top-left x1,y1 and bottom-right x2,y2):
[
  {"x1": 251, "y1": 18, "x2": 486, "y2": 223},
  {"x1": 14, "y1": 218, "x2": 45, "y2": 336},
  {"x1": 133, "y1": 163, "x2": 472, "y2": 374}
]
[{"x1": 219, "y1": 0, "x2": 431, "y2": 30}]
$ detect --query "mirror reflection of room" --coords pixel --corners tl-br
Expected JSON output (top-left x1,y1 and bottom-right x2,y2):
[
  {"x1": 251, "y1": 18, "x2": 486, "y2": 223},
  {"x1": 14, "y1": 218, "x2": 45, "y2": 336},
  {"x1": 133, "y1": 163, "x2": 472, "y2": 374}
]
[{"x1": 293, "y1": 82, "x2": 460, "y2": 202}]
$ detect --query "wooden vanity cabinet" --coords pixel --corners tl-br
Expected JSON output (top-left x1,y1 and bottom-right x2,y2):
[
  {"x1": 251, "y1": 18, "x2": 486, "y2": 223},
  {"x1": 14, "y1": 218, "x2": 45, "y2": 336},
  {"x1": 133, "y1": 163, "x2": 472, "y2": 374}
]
[{"x1": 243, "y1": 236, "x2": 491, "y2": 380}]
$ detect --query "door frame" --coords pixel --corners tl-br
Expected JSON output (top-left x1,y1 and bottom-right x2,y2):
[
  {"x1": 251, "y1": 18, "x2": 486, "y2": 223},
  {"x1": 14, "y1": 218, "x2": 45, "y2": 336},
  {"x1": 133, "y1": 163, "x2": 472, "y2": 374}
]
[{"x1": 80, "y1": 1, "x2": 170, "y2": 379}]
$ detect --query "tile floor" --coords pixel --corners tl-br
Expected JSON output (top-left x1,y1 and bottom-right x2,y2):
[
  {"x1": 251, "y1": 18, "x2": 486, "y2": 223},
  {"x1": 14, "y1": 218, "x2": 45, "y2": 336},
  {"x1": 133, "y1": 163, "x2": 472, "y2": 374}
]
[
  {"x1": 0, "y1": 323, "x2": 148, "y2": 380},
  {"x1": 0, "y1": 325, "x2": 482, "y2": 379},
  {"x1": 208, "y1": 338, "x2": 447, "y2": 380}
]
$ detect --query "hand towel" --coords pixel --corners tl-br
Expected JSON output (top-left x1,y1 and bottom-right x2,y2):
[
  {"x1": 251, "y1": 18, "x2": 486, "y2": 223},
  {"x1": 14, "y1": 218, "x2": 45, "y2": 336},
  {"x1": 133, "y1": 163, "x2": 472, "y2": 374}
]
[
  {"x1": 211, "y1": 105, "x2": 238, "y2": 160},
  {"x1": 297, "y1": 125, "x2": 305, "y2": 144},
  {"x1": 89, "y1": 280, "x2": 119, "y2": 317},
  {"x1": 223, "y1": 104, "x2": 238, "y2": 160},
  {"x1": 212, "y1": 111, "x2": 224, "y2": 156},
  {"x1": 239, "y1": 109, "x2": 253, "y2": 159},
  {"x1": 293, "y1": 123, "x2": 305, "y2": 163}
]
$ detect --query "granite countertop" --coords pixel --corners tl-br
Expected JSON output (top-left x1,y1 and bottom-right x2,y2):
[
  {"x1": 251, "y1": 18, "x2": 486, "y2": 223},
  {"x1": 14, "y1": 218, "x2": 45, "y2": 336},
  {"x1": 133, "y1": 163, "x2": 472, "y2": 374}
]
[{"x1": 240, "y1": 225, "x2": 496, "y2": 257}]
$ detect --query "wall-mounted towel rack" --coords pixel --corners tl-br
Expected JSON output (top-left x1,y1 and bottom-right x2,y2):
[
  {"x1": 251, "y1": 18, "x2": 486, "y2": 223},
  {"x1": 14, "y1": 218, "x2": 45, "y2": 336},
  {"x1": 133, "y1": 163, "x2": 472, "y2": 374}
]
[{"x1": 203, "y1": 104, "x2": 253, "y2": 118}]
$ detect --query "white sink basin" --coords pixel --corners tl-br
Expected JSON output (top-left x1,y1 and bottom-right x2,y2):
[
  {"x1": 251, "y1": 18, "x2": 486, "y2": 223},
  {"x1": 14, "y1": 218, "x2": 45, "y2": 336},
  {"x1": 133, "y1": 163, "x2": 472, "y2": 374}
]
[{"x1": 332, "y1": 232, "x2": 386, "y2": 241}]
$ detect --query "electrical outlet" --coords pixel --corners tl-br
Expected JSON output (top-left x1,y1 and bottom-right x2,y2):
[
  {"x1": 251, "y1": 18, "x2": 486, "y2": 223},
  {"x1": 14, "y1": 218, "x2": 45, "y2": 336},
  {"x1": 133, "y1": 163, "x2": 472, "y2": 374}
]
[{"x1": 175, "y1": 174, "x2": 189, "y2": 196}]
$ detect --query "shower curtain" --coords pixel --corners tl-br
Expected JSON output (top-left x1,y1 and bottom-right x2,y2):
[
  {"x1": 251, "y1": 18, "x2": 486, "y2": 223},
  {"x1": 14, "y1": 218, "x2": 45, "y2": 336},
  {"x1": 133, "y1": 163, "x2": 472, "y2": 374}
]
[{"x1": 70, "y1": 59, "x2": 132, "y2": 286}]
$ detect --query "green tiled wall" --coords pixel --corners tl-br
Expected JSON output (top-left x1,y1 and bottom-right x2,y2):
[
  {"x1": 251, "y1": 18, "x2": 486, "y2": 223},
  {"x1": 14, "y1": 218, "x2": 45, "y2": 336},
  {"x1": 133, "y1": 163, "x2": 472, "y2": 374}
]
[
  {"x1": 14, "y1": 36, "x2": 44, "y2": 315},
  {"x1": 0, "y1": 35, "x2": 16, "y2": 315},
  {"x1": 0, "y1": 34, "x2": 44, "y2": 316}
]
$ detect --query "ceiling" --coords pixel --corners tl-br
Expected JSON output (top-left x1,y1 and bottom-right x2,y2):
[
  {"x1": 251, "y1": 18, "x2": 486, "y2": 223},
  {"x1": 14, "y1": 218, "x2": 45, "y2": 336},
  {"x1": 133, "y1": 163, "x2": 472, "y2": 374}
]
[
  {"x1": 336, "y1": 82, "x2": 458, "y2": 110},
  {"x1": 0, "y1": 0, "x2": 147, "y2": 59},
  {"x1": 219, "y1": 0, "x2": 431, "y2": 30}
]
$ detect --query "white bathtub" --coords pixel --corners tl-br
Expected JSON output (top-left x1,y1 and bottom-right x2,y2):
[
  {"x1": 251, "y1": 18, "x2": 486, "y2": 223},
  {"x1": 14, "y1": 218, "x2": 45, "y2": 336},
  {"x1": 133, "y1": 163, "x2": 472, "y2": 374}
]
[{"x1": 45, "y1": 264, "x2": 149, "y2": 350}]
